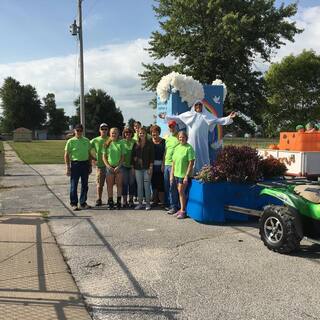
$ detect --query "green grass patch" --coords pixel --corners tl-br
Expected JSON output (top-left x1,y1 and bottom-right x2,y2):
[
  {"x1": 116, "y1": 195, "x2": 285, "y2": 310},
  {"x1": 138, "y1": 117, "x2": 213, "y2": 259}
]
[
  {"x1": 8, "y1": 140, "x2": 66, "y2": 164},
  {"x1": 224, "y1": 137, "x2": 278, "y2": 149},
  {"x1": 7, "y1": 138, "x2": 278, "y2": 165}
]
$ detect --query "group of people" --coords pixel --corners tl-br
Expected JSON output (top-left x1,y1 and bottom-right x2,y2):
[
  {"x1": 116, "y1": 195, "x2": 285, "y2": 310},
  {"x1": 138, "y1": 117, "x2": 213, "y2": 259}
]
[
  {"x1": 64, "y1": 120, "x2": 195, "y2": 219},
  {"x1": 64, "y1": 100, "x2": 236, "y2": 219},
  {"x1": 296, "y1": 121, "x2": 320, "y2": 133}
]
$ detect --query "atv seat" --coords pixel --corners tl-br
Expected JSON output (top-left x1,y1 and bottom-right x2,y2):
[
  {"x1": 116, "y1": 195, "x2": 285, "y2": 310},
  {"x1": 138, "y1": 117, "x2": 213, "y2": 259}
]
[{"x1": 294, "y1": 185, "x2": 320, "y2": 204}]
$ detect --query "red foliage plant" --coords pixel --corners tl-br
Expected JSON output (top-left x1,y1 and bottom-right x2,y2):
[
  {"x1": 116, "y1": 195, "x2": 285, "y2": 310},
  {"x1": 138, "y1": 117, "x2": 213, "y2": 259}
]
[{"x1": 195, "y1": 146, "x2": 287, "y2": 183}]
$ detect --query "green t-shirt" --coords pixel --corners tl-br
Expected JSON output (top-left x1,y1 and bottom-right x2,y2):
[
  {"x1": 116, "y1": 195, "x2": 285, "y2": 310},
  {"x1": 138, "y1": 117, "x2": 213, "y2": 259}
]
[
  {"x1": 165, "y1": 135, "x2": 179, "y2": 165},
  {"x1": 65, "y1": 136, "x2": 91, "y2": 161},
  {"x1": 103, "y1": 140, "x2": 124, "y2": 167},
  {"x1": 133, "y1": 132, "x2": 152, "y2": 141},
  {"x1": 172, "y1": 143, "x2": 195, "y2": 178},
  {"x1": 90, "y1": 136, "x2": 109, "y2": 168},
  {"x1": 121, "y1": 139, "x2": 135, "y2": 168}
]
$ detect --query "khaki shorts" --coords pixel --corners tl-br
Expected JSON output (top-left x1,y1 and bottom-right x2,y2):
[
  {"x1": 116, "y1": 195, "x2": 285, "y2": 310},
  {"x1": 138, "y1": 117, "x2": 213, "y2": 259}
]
[{"x1": 96, "y1": 167, "x2": 106, "y2": 188}]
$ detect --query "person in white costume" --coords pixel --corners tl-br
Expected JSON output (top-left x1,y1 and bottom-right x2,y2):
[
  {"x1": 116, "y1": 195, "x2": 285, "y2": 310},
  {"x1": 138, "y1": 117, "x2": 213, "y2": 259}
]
[{"x1": 159, "y1": 100, "x2": 236, "y2": 173}]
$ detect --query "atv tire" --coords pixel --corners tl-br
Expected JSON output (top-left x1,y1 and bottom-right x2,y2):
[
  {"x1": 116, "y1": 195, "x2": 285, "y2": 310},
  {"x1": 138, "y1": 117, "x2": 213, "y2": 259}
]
[{"x1": 259, "y1": 205, "x2": 301, "y2": 254}]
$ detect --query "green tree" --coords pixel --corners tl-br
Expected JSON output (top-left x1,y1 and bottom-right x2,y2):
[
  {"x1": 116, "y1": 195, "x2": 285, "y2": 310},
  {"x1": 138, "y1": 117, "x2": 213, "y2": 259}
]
[
  {"x1": 43, "y1": 93, "x2": 69, "y2": 135},
  {"x1": 263, "y1": 50, "x2": 320, "y2": 136},
  {"x1": 74, "y1": 89, "x2": 124, "y2": 133},
  {"x1": 0, "y1": 77, "x2": 45, "y2": 131},
  {"x1": 141, "y1": 0, "x2": 301, "y2": 126}
]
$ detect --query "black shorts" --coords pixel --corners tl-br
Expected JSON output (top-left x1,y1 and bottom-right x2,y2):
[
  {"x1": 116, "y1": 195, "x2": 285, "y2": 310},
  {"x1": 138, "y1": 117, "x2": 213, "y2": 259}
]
[{"x1": 151, "y1": 171, "x2": 165, "y2": 192}]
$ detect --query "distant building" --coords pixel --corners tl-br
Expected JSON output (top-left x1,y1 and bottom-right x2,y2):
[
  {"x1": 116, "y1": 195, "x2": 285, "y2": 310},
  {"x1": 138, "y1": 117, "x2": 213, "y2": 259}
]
[
  {"x1": 34, "y1": 129, "x2": 48, "y2": 140},
  {"x1": 13, "y1": 127, "x2": 32, "y2": 142}
]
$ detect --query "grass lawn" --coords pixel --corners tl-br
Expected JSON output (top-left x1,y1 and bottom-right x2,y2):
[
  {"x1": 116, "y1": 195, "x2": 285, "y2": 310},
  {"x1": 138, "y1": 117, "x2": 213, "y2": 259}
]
[
  {"x1": 6, "y1": 137, "x2": 278, "y2": 165},
  {"x1": 224, "y1": 137, "x2": 277, "y2": 149},
  {"x1": 8, "y1": 140, "x2": 66, "y2": 164}
]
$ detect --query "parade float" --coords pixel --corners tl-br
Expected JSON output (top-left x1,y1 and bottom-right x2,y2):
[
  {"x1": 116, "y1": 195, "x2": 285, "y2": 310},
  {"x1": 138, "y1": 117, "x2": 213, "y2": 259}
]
[
  {"x1": 156, "y1": 72, "x2": 320, "y2": 253},
  {"x1": 156, "y1": 73, "x2": 281, "y2": 222}
]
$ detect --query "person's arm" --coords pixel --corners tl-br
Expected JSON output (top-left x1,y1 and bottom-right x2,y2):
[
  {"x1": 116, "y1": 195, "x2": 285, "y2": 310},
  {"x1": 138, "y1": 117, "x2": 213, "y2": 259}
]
[
  {"x1": 64, "y1": 151, "x2": 71, "y2": 176},
  {"x1": 161, "y1": 139, "x2": 166, "y2": 172},
  {"x1": 170, "y1": 161, "x2": 175, "y2": 184},
  {"x1": 183, "y1": 159, "x2": 195, "y2": 184},
  {"x1": 115, "y1": 145, "x2": 125, "y2": 173},
  {"x1": 131, "y1": 143, "x2": 136, "y2": 167},
  {"x1": 159, "y1": 113, "x2": 186, "y2": 129},
  {"x1": 103, "y1": 149, "x2": 114, "y2": 172},
  {"x1": 89, "y1": 140, "x2": 97, "y2": 162},
  {"x1": 148, "y1": 142, "x2": 155, "y2": 176}
]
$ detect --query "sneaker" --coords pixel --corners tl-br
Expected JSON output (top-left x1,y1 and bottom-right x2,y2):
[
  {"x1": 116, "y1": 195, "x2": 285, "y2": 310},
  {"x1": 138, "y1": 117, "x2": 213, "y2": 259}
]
[
  {"x1": 116, "y1": 202, "x2": 121, "y2": 210},
  {"x1": 176, "y1": 211, "x2": 187, "y2": 219},
  {"x1": 134, "y1": 204, "x2": 143, "y2": 210},
  {"x1": 128, "y1": 200, "x2": 134, "y2": 208},
  {"x1": 173, "y1": 210, "x2": 182, "y2": 217},
  {"x1": 80, "y1": 203, "x2": 92, "y2": 209},
  {"x1": 145, "y1": 204, "x2": 151, "y2": 211},
  {"x1": 71, "y1": 205, "x2": 80, "y2": 211},
  {"x1": 122, "y1": 202, "x2": 128, "y2": 209},
  {"x1": 164, "y1": 206, "x2": 171, "y2": 211},
  {"x1": 167, "y1": 208, "x2": 176, "y2": 215},
  {"x1": 107, "y1": 200, "x2": 114, "y2": 210},
  {"x1": 95, "y1": 199, "x2": 102, "y2": 207}
]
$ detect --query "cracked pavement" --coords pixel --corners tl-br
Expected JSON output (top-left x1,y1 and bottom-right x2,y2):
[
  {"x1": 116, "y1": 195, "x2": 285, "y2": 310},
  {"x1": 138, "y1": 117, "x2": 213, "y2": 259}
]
[{"x1": 2, "y1": 142, "x2": 320, "y2": 319}]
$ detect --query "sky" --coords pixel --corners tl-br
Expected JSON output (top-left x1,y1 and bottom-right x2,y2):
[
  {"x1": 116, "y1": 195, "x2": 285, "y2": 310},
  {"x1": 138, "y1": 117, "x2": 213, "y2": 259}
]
[{"x1": 0, "y1": 0, "x2": 319, "y2": 125}]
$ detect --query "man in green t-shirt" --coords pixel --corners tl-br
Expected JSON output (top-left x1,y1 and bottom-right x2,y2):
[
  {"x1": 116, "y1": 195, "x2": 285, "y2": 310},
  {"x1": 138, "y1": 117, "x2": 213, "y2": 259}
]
[
  {"x1": 64, "y1": 124, "x2": 92, "y2": 211},
  {"x1": 164, "y1": 120, "x2": 180, "y2": 214},
  {"x1": 90, "y1": 123, "x2": 109, "y2": 206}
]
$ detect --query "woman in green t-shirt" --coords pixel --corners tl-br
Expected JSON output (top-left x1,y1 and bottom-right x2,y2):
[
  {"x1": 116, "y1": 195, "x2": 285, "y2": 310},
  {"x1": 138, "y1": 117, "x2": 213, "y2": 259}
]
[
  {"x1": 121, "y1": 127, "x2": 136, "y2": 208},
  {"x1": 103, "y1": 127, "x2": 124, "y2": 210},
  {"x1": 170, "y1": 131, "x2": 195, "y2": 219}
]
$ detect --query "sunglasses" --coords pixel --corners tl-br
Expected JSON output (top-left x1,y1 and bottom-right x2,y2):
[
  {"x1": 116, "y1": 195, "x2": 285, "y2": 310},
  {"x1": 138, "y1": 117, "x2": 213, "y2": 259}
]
[
  {"x1": 195, "y1": 103, "x2": 202, "y2": 107},
  {"x1": 76, "y1": 129, "x2": 83, "y2": 132},
  {"x1": 100, "y1": 128, "x2": 108, "y2": 131}
]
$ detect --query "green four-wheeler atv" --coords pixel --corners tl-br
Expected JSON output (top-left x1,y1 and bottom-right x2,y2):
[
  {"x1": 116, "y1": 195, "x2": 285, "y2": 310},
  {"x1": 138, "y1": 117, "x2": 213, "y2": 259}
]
[{"x1": 258, "y1": 181, "x2": 320, "y2": 254}]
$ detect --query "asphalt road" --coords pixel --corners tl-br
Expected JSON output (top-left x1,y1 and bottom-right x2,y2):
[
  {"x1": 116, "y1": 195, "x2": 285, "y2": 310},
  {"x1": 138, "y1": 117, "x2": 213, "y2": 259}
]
[{"x1": 2, "y1": 160, "x2": 320, "y2": 320}]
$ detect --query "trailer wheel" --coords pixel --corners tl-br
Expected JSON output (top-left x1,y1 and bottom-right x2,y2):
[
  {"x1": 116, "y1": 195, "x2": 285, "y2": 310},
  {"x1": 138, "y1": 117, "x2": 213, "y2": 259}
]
[{"x1": 259, "y1": 205, "x2": 301, "y2": 254}]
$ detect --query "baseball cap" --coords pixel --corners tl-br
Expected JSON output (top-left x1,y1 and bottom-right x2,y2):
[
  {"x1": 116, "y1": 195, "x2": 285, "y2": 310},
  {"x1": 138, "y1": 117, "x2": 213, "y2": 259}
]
[
  {"x1": 168, "y1": 120, "x2": 177, "y2": 127},
  {"x1": 99, "y1": 123, "x2": 108, "y2": 129}
]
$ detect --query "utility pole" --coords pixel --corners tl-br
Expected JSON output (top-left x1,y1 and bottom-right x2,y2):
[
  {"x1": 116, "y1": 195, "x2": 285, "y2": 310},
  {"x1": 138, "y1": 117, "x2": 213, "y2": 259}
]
[{"x1": 70, "y1": 0, "x2": 85, "y2": 135}]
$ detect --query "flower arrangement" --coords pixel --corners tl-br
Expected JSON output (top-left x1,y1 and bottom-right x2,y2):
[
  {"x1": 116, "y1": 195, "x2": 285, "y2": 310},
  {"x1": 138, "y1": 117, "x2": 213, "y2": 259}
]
[
  {"x1": 195, "y1": 146, "x2": 287, "y2": 183},
  {"x1": 156, "y1": 72, "x2": 204, "y2": 106}
]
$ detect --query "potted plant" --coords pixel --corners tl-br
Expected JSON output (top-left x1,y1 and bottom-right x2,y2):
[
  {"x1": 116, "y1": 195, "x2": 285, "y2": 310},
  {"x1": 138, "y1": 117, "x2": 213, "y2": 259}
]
[{"x1": 187, "y1": 146, "x2": 287, "y2": 223}]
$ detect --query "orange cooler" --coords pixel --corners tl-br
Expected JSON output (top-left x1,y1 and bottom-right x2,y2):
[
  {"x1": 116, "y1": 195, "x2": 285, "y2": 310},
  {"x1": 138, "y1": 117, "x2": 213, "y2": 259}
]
[{"x1": 278, "y1": 132, "x2": 320, "y2": 151}]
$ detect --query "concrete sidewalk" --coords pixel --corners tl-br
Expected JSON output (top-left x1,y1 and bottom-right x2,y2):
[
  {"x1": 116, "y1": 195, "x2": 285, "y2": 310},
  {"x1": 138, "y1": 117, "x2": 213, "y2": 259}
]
[{"x1": 0, "y1": 143, "x2": 91, "y2": 320}]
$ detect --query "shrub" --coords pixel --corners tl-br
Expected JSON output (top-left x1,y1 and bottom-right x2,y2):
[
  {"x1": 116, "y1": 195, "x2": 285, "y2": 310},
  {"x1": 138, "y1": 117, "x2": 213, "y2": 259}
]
[
  {"x1": 195, "y1": 146, "x2": 287, "y2": 183},
  {"x1": 260, "y1": 156, "x2": 287, "y2": 179}
]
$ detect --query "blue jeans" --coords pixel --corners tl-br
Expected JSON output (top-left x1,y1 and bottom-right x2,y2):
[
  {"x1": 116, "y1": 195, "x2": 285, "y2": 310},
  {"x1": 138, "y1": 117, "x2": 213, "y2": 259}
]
[
  {"x1": 164, "y1": 165, "x2": 179, "y2": 210},
  {"x1": 122, "y1": 166, "x2": 136, "y2": 196},
  {"x1": 70, "y1": 161, "x2": 89, "y2": 206},
  {"x1": 135, "y1": 169, "x2": 151, "y2": 204}
]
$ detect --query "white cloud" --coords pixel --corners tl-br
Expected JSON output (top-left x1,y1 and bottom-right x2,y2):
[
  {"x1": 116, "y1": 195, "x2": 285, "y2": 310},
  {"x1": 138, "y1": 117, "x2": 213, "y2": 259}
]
[
  {"x1": 1, "y1": 5, "x2": 318, "y2": 125},
  {"x1": 272, "y1": 5, "x2": 320, "y2": 62},
  {"x1": 0, "y1": 38, "x2": 158, "y2": 125}
]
